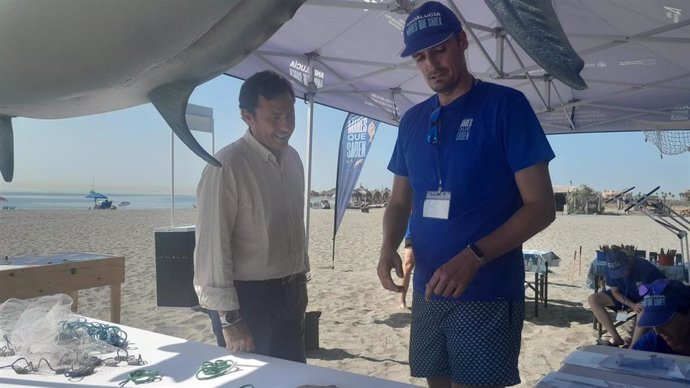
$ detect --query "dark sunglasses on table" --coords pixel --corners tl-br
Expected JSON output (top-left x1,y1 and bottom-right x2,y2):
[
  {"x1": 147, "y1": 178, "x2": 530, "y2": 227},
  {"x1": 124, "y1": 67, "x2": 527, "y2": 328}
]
[
  {"x1": 638, "y1": 278, "x2": 671, "y2": 296},
  {"x1": 427, "y1": 105, "x2": 441, "y2": 145}
]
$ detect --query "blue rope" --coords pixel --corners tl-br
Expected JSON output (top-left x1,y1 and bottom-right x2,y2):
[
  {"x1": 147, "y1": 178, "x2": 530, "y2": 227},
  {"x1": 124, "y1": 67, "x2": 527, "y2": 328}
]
[{"x1": 60, "y1": 320, "x2": 128, "y2": 348}]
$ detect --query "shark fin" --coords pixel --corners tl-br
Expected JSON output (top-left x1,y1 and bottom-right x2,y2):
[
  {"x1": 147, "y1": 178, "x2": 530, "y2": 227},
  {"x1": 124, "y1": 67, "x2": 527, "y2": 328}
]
[{"x1": 149, "y1": 80, "x2": 221, "y2": 167}]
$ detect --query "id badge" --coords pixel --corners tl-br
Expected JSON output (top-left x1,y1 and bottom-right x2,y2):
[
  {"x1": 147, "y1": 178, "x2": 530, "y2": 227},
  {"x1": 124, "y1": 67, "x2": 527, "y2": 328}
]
[
  {"x1": 615, "y1": 310, "x2": 628, "y2": 322},
  {"x1": 423, "y1": 191, "x2": 451, "y2": 219}
]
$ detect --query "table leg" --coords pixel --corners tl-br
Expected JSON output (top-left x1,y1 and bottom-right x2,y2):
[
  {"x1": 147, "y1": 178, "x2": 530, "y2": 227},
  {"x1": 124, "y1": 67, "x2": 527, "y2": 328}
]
[
  {"x1": 534, "y1": 271, "x2": 539, "y2": 317},
  {"x1": 110, "y1": 283, "x2": 121, "y2": 323},
  {"x1": 593, "y1": 276, "x2": 600, "y2": 330},
  {"x1": 69, "y1": 290, "x2": 79, "y2": 313},
  {"x1": 544, "y1": 263, "x2": 549, "y2": 308}
]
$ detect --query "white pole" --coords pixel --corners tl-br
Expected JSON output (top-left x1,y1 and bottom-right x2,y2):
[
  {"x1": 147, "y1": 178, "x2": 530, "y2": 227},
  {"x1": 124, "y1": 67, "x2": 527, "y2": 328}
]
[
  {"x1": 212, "y1": 119, "x2": 216, "y2": 155},
  {"x1": 305, "y1": 94, "x2": 315, "y2": 249},
  {"x1": 304, "y1": 55, "x2": 317, "y2": 249},
  {"x1": 171, "y1": 131, "x2": 175, "y2": 227}
]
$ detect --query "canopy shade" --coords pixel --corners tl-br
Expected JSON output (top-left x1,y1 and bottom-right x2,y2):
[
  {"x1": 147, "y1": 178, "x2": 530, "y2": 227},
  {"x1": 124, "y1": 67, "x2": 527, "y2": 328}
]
[{"x1": 225, "y1": 0, "x2": 690, "y2": 135}]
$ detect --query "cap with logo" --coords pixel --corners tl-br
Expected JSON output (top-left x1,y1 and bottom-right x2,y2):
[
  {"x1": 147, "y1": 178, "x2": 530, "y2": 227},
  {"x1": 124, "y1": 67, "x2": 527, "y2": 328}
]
[
  {"x1": 401, "y1": 1, "x2": 462, "y2": 57},
  {"x1": 638, "y1": 279, "x2": 690, "y2": 327}
]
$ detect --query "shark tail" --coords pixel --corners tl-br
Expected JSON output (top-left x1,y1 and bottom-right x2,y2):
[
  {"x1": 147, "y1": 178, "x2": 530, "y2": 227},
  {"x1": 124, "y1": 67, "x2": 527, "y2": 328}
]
[{"x1": 485, "y1": 0, "x2": 587, "y2": 90}]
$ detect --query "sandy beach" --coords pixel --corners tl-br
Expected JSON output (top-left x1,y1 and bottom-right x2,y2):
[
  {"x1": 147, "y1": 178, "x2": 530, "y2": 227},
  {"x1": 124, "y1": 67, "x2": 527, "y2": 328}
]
[{"x1": 0, "y1": 208, "x2": 684, "y2": 387}]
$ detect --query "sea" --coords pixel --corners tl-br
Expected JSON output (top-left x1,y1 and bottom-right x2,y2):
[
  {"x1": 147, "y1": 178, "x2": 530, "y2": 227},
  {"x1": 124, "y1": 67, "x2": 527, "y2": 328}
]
[{"x1": 0, "y1": 192, "x2": 196, "y2": 210}]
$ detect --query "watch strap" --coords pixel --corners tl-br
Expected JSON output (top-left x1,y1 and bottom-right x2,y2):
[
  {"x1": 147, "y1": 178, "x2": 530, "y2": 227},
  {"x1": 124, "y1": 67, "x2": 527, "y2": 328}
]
[
  {"x1": 220, "y1": 310, "x2": 242, "y2": 328},
  {"x1": 467, "y1": 243, "x2": 485, "y2": 264}
]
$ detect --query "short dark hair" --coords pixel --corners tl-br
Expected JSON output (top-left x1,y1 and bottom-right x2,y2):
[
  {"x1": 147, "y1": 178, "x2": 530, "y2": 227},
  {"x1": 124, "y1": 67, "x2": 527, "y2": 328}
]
[{"x1": 238, "y1": 70, "x2": 295, "y2": 114}]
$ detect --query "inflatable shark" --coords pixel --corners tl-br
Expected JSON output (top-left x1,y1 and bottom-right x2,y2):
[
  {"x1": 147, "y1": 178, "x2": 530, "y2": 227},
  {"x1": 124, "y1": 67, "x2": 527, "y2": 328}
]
[
  {"x1": 0, "y1": 0, "x2": 306, "y2": 182},
  {"x1": 0, "y1": 0, "x2": 583, "y2": 183}
]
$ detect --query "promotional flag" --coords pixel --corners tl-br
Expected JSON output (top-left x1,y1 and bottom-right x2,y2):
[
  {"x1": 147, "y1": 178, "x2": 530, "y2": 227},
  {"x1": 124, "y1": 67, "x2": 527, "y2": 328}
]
[{"x1": 332, "y1": 113, "x2": 379, "y2": 266}]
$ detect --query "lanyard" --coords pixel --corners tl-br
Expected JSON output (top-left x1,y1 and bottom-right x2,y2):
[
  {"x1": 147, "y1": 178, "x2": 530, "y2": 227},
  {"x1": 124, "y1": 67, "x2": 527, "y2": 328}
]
[
  {"x1": 434, "y1": 136, "x2": 443, "y2": 192},
  {"x1": 432, "y1": 97, "x2": 444, "y2": 192},
  {"x1": 429, "y1": 78, "x2": 479, "y2": 193}
]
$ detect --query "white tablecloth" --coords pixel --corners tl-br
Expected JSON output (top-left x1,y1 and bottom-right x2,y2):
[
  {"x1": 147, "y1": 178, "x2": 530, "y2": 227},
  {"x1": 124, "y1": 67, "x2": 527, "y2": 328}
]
[
  {"x1": 523, "y1": 250, "x2": 560, "y2": 274},
  {"x1": 537, "y1": 345, "x2": 690, "y2": 387},
  {"x1": 0, "y1": 319, "x2": 420, "y2": 388}
]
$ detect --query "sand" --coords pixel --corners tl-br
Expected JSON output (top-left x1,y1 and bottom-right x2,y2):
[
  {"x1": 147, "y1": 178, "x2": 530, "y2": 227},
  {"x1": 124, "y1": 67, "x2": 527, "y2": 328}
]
[{"x1": 0, "y1": 208, "x2": 684, "y2": 386}]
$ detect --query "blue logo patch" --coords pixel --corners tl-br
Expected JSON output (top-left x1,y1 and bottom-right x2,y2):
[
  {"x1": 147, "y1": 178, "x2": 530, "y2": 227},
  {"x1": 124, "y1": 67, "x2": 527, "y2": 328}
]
[{"x1": 455, "y1": 118, "x2": 473, "y2": 141}]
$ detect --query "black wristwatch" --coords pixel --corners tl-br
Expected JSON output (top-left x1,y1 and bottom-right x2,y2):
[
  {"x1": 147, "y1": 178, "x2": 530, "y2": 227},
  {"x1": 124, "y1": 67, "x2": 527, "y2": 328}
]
[
  {"x1": 219, "y1": 310, "x2": 241, "y2": 328},
  {"x1": 467, "y1": 243, "x2": 485, "y2": 264}
]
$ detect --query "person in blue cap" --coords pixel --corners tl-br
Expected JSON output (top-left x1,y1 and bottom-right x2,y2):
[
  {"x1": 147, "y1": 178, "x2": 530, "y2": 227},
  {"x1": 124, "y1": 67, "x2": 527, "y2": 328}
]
[
  {"x1": 588, "y1": 249, "x2": 665, "y2": 348},
  {"x1": 377, "y1": 1, "x2": 556, "y2": 387},
  {"x1": 631, "y1": 279, "x2": 690, "y2": 355}
]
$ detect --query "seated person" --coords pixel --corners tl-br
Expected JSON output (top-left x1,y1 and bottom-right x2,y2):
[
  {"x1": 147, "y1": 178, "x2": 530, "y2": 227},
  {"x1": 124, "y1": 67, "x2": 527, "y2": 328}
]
[
  {"x1": 588, "y1": 249, "x2": 665, "y2": 347},
  {"x1": 631, "y1": 279, "x2": 690, "y2": 355}
]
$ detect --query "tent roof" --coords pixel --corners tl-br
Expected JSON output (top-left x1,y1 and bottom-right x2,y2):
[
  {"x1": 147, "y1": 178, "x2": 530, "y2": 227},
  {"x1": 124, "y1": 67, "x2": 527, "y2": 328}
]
[{"x1": 226, "y1": 0, "x2": 690, "y2": 135}]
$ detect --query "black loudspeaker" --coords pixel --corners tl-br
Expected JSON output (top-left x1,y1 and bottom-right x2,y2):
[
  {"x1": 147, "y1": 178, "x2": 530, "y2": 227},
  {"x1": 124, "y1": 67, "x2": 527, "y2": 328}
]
[
  {"x1": 305, "y1": 311, "x2": 322, "y2": 351},
  {"x1": 154, "y1": 226, "x2": 199, "y2": 307}
]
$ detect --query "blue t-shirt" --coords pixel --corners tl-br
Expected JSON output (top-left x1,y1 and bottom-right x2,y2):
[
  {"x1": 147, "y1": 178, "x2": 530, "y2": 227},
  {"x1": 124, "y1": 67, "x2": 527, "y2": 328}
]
[
  {"x1": 388, "y1": 81, "x2": 555, "y2": 301},
  {"x1": 604, "y1": 258, "x2": 666, "y2": 303},
  {"x1": 632, "y1": 332, "x2": 676, "y2": 354},
  {"x1": 404, "y1": 219, "x2": 412, "y2": 240}
]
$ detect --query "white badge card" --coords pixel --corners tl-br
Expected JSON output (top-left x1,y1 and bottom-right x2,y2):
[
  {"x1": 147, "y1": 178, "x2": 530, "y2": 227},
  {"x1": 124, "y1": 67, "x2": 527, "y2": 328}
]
[{"x1": 423, "y1": 191, "x2": 451, "y2": 219}]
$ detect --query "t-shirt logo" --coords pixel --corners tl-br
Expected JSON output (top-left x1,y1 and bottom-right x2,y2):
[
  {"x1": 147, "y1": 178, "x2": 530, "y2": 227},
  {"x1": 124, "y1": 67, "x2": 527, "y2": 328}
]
[{"x1": 455, "y1": 118, "x2": 473, "y2": 141}]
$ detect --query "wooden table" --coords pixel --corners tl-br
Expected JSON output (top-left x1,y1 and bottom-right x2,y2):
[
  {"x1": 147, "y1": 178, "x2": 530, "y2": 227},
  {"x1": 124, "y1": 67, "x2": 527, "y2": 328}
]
[{"x1": 0, "y1": 252, "x2": 125, "y2": 323}]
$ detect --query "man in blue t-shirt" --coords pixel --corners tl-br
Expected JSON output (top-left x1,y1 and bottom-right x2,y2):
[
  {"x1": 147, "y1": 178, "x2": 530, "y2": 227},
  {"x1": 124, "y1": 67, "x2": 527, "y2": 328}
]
[
  {"x1": 631, "y1": 279, "x2": 690, "y2": 356},
  {"x1": 588, "y1": 250, "x2": 665, "y2": 347},
  {"x1": 376, "y1": 2, "x2": 556, "y2": 387}
]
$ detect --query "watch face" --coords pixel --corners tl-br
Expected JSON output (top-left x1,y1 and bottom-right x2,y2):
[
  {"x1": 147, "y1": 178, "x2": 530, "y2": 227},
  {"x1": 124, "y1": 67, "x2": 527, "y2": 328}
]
[
  {"x1": 469, "y1": 243, "x2": 484, "y2": 258},
  {"x1": 224, "y1": 310, "x2": 240, "y2": 323}
]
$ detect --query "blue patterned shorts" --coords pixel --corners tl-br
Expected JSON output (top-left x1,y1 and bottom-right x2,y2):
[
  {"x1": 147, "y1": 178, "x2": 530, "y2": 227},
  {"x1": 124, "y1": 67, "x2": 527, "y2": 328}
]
[{"x1": 409, "y1": 293, "x2": 524, "y2": 386}]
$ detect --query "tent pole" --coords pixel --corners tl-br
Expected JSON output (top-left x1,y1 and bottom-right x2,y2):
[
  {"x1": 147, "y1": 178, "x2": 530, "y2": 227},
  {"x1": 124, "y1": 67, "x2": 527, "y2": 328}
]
[
  {"x1": 171, "y1": 131, "x2": 175, "y2": 227},
  {"x1": 304, "y1": 72, "x2": 316, "y2": 251},
  {"x1": 212, "y1": 121, "x2": 215, "y2": 154},
  {"x1": 304, "y1": 95, "x2": 314, "y2": 249}
]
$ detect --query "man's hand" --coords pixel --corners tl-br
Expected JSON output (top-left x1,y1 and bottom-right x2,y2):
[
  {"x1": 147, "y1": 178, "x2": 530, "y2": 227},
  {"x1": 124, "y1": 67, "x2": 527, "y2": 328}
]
[
  {"x1": 632, "y1": 302, "x2": 643, "y2": 314},
  {"x1": 425, "y1": 249, "x2": 482, "y2": 300},
  {"x1": 377, "y1": 248, "x2": 404, "y2": 292},
  {"x1": 222, "y1": 319, "x2": 255, "y2": 352}
]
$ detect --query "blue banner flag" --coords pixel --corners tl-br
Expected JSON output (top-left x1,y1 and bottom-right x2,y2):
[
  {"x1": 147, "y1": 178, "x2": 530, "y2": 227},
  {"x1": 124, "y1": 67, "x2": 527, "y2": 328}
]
[{"x1": 333, "y1": 113, "x2": 379, "y2": 238}]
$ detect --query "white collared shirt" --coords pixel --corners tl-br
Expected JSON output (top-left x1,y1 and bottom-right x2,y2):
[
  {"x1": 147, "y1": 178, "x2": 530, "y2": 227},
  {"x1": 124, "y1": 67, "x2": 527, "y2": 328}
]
[{"x1": 193, "y1": 130, "x2": 309, "y2": 311}]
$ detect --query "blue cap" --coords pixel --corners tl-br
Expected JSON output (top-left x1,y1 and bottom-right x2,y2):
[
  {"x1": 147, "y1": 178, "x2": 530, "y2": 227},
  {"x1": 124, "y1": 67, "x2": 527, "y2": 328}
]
[
  {"x1": 401, "y1": 1, "x2": 462, "y2": 57},
  {"x1": 606, "y1": 250, "x2": 629, "y2": 279},
  {"x1": 638, "y1": 279, "x2": 690, "y2": 327}
]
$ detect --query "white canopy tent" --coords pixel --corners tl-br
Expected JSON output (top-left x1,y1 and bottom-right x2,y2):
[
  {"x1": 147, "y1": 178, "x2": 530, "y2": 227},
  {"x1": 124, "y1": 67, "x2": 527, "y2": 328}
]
[
  {"x1": 224, "y1": 0, "x2": 690, "y2": 238},
  {"x1": 227, "y1": 0, "x2": 690, "y2": 134}
]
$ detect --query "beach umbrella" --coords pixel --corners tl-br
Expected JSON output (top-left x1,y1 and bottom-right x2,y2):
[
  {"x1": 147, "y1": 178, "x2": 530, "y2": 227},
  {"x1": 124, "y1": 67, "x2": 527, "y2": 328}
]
[
  {"x1": 0, "y1": 195, "x2": 7, "y2": 202},
  {"x1": 85, "y1": 190, "x2": 108, "y2": 206}
]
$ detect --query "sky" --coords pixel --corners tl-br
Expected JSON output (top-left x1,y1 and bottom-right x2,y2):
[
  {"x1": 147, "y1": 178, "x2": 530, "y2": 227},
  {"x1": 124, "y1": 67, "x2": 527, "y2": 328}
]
[{"x1": 2, "y1": 75, "x2": 689, "y2": 196}]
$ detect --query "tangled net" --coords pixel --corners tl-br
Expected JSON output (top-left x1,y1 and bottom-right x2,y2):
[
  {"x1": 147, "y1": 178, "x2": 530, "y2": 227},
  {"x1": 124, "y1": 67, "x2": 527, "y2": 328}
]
[
  {"x1": 0, "y1": 294, "x2": 120, "y2": 370},
  {"x1": 644, "y1": 129, "x2": 690, "y2": 158}
]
